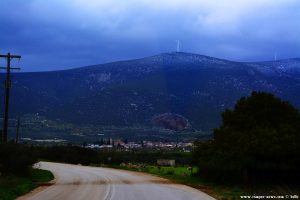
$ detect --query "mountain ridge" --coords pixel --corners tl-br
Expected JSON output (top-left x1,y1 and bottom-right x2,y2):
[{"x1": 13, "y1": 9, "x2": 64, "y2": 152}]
[
  {"x1": 1, "y1": 52, "x2": 300, "y2": 140},
  {"x1": 15, "y1": 52, "x2": 300, "y2": 73}
]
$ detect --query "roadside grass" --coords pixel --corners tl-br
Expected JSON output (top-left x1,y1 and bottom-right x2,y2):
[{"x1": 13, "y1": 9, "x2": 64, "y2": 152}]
[
  {"x1": 141, "y1": 166, "x2": 243, "y2": 199},
  {"x1": 144, "y1": 166, "x2": 244, "y2": 199},
  {"x1": 107, "y1": 165, "x2": 244, "y2": 199},
  {"x1": 107, "y1": 165, "x2": 299, "y2": 200},
  {"x1": 0, "y1": 169, "x2": 54, "y2": 200}
]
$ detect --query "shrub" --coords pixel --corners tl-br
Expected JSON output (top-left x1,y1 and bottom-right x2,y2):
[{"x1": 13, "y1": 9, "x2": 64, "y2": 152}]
[
  {"x1": 0, "y1": 143, "x2": 37, "y2": 175},
  {"x1": 37, "y1": 145, "x2": 98, "y2": 165}
]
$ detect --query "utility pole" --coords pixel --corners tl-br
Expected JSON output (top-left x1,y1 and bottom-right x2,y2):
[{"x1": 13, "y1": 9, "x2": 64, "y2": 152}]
[
  {"x1": 0, "y1": 53, "x2": 21, "y2": 143},
  {"x1": 15, "y1": 115, "x2": 21, "y2": 144}
]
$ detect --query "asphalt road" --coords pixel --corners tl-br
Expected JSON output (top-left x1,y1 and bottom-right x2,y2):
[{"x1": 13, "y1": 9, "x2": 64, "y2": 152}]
[{"x1": 19, "y1": 162, "x2": 215, "y2": 200}]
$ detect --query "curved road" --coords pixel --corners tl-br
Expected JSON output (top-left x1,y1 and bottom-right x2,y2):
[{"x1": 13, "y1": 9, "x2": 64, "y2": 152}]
[{"x1": 19, "y1": 162, "x2": 215, "y2": 200}]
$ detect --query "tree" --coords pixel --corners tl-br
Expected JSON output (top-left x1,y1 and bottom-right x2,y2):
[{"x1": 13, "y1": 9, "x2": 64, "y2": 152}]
[
  {"x1": 194, "y1": 91, "x2": 300, "y2": 183},
  {"x1": 215, "y1": 91, "x2": 300, "y2": 156}
]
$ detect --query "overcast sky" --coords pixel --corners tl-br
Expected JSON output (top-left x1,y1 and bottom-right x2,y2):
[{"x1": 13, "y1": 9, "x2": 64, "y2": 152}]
[{"x1": 0, "y1": 0, "x2": 300, "y2": 71}]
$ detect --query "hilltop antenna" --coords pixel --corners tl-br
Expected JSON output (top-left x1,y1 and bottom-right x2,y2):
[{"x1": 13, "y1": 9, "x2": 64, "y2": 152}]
[
  {"x1": 274, "y1": 52, "x2": 277, "y2": 61},
  {"x1": 176, "y1": 40, "x2": 180, "y2": 52}
]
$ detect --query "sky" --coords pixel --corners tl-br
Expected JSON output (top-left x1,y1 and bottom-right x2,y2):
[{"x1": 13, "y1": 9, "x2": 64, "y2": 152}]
[{"x1": 0, "y1": 0, "x2": 300, "y2": 71}]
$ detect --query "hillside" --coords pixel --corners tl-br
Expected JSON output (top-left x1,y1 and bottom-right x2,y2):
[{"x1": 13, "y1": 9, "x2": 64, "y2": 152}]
[{"x1": 1, "y1": 52, "x2": 300, "y2": 141}]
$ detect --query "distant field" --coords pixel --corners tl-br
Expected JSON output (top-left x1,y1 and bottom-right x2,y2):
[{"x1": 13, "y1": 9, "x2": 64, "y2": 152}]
[
  {"x1": 0, "y1": 169, "x2": 54, "y2": 200},
  {"x1": 18, "y1": 118, "x2": 210, "y2": 143}
]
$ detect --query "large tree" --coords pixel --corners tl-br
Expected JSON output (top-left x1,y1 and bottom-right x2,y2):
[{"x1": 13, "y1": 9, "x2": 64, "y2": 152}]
[
  {"x1": 215, "y1": 91, "x2": 300, "y2": 158},
  {"x1": 195, "y1": 91, "x2": 300, "y2": 183}
]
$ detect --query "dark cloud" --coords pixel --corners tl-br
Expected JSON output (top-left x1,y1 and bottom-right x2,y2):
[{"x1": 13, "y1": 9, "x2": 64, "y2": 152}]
[{"x1": 0, "y1": 0, "x2": 299, "y2": 71}]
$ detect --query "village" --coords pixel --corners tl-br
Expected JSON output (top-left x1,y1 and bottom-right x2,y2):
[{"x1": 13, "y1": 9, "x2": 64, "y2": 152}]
[{"x1": 85, "y1": 138, "x2": 193, "y2": 152}]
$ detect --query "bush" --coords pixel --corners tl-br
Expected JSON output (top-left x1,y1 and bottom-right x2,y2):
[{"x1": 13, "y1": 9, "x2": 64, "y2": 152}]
[
  {"x1": 37, "y1": 145, "x2": 98, "y2": 165},
  {"x1": 166, "y1": 169, "x2": 175, "y2": 175},
  {"x1": 0, "y1": 143, "x2": 37, "y2": 175}
]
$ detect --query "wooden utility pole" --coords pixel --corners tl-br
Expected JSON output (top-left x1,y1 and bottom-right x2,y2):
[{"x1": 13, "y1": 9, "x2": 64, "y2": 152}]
[
  {"x1": 0, "y1": 53, "x2": 21, "y2": 143},
  {"x1": 15, "y1": 115, "x2": 21, "y2": 144}
]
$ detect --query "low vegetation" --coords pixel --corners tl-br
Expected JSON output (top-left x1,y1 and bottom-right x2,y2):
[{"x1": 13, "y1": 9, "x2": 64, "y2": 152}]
[
  {"x1": 111, "y1": 162, "x2": 300, "y2": 199},
  {"x1": 0, "y1": 143, "x2": 54, "y2": 200},
  {"x1": 0, "y1": 169, "x2": 54, "y2": 200},
  {"x1": 35, "y1": 146, "x2": 192, "y2": 166},
  {"x1": 0, "y1": 143, "x2": 37, "y2": 175}
]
